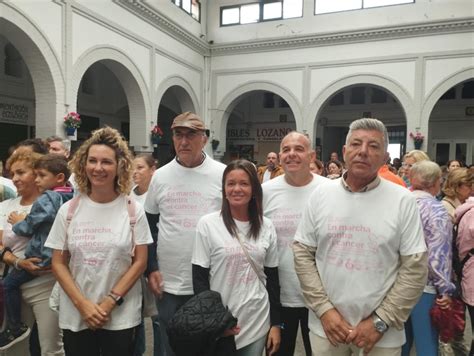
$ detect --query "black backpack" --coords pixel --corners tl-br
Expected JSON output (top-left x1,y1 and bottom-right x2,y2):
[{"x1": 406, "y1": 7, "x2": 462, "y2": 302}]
[{"x1": 452, "y1": 211, "x2": 474, "y2": 285}]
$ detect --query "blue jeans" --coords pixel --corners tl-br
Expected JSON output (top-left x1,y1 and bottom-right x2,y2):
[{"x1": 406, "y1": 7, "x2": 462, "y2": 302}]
[
  {"x1": 154, "y1": 292, "x2": 193, "y2": 356},
  {"x1": 402, "y1": 292, "x2": 438, "y2": 356},
  {"x1": 4, "y1": 268, "x2": 36, "y2": 330},
  {"x1": 236, "y1": 335, "x2": 266, "y2": 356}
]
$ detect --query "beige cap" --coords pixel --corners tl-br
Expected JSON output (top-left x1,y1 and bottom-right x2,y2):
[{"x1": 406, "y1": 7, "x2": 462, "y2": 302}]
[{"x1": 171, "y1": 112, "x2": 206, "y2": 131}]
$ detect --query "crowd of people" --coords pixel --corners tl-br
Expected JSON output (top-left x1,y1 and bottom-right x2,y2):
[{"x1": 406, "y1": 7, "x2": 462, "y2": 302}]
[{"x1": 0, "y1": 114, "x2": 472, "y2": 356}]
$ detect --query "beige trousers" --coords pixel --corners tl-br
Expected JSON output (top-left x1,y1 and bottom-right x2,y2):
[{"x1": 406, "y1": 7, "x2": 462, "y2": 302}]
[
  {"x1": 2, "y1": 275, "x2": 64, "y2": 356},
  {"x1": 311, "y1": 332, "x2": 401, "y2": 356}
]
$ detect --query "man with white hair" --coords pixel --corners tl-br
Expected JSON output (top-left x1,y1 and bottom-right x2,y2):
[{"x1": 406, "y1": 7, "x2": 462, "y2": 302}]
[{"x1": 294, "y1": 118, "x2": 428, "y2": 355}]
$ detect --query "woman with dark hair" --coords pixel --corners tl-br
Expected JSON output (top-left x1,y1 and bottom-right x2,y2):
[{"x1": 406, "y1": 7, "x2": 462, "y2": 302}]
[
  {"x1": 45, "y1": 127, "x2": 152, "y2": 356},
  {"x1": 131, "y1": 154, "x2": 157, "y2": 205},
  {"x1": 325, "y1": 160, "x2": 343, "y2": 179},
  {"x1": 446, "y1": 159, "x2": 463, "y2": 172},
  {"x1": 192, "y1": 159, "x2": 281, "y2": 356}
]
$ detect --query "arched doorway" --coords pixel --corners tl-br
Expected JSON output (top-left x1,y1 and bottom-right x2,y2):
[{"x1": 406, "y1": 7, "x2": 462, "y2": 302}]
[
  {"x1": 429, "y1": 79, "x2": 474, "y2": 166},
  {"x1": 315, "y1": 84, "x2": 406, "y2": 163},
  {"x1": 75, "y1": 61, "x2": 130, "y2": 150},
  {"x1": 223, "y1": 90, "x2": 296, "y2": 165},
  {"x1": 156, "y1": 85, "x2": 196, "y2": 166},
  {"x1": 0, "y1": 13, "x2": 60, "y2": 165}
]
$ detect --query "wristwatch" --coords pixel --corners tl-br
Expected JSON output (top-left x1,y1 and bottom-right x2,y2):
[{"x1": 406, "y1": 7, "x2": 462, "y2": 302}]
[
  {"x1": 108, "y1": 291, "x2": 124, "y2": 306},
  {"x1": 372, "y1": 313, "x2": 388, "y2": 333}
]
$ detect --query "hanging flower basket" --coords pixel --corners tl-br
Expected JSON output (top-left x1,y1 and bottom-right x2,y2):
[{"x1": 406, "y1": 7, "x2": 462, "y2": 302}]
[
  {"x1": 410, "y1": 132, "x2": 424, "y2": 149},
  {"x1": 65, "y1": 127, "x2": 76, "y2": 136},
  {"x1": 64, "y1": 112, "x2": 81, "y2": 139},
  {"x1": 150, "y1": 124, "x2": 163, "y2": 146}
]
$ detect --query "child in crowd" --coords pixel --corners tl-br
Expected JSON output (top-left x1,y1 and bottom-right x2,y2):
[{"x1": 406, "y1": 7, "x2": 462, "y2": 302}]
[{"x1": 0, "y1": 154, "x2": 74, "y2": 350}]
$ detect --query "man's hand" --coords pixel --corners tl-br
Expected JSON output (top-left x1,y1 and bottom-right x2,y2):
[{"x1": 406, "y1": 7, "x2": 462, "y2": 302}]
[
  {"x1": 345, "y1": 316, "x2": 383, "y2": 354},
  {"x1": 147, "y1": 270, "x2": 164, "y2": 298},
  {"x1": 266, "y1": 325, "x2": 281, "y2": 356},
  {"x1": 320, "y1": 308, "x2": 353, "y2": 346}
]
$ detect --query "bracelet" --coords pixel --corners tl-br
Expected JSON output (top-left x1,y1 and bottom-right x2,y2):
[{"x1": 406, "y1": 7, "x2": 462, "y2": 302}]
[
  {"x1": 14, "y1": 258, "x2": 22, "y2": 270},
  {"x1": 0, "y1": 247, "x2": 12, "y2": 262}
]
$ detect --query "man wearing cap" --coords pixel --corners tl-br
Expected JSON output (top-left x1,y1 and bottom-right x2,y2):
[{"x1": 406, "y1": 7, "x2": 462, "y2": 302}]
[{"x1": 145, "y1": 112, "x2": 226, "y2": 356}]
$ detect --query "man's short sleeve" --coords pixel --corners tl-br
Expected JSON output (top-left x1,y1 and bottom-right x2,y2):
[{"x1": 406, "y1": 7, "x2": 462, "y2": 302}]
[
  {"x1": 144, "y1": 173, "x2": 160, "y2": 215},
  {"x1": 294, "y1": 189, "x2": 319, "y2": 248}
]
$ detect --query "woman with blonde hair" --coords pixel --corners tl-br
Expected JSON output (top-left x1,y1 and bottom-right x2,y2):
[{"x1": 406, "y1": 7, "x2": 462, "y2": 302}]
[
  {"x1": 442, "y1": 168, "x2": 474, "y2": 223},
  {"x1": 45, "y1": 127, "x2": 152, "y2": 355},
  {"x1": 401, "y1": 150, "x2": 430, "y2": 188}
]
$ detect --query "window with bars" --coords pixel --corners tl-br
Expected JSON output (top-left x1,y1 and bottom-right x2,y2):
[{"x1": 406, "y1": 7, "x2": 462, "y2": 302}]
[{"x1": 221, "y1": 0, "x2": 303, "y2": 26}]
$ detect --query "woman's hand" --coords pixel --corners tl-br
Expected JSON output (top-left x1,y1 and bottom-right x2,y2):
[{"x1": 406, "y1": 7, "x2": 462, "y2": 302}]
[
  {"x1": 7, "y1": 211, "x2": 27, "y2": 225},
  {"x1": 77, "y1": 298, "x2": 108, "y2": 330},
  {"x1": 266, "y1": 325, "x2": 281, "y2": 356},
  {"x1": 18, "y1": 257, "x2": 48, "y2": 275},
  {"x1": 436, "y1": 295, "x2": 452, "y2": 309},
  {"x1": 222, "y1": 325, "x2": 241, "y2": 337},
  {"x1": 98, "y1": 296, "x2": 116, "y2": 320}
]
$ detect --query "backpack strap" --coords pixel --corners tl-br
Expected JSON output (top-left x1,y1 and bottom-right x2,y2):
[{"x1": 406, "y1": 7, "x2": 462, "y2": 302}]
[
  {"x1": 126, "y1": 196, "x2": 137, "y2": 256},
  {"x1": 62, "y1": 195, "x2": 81, "y2": 253}
]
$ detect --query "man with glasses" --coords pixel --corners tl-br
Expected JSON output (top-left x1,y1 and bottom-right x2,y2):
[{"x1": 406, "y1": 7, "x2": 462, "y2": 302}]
[{"x1": 145, "y1": 112, "x2": 226, "y2": 356}]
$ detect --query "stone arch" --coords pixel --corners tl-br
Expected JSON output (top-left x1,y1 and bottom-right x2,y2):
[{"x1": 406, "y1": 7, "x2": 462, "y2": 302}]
[
  {"x1": 308, "y1": 74, "x2": 413, "y2": 141},
  {"x1": 421, "y1": 68, "x2": 474, "y2": 135},
  {"x1": 213, "y1": 81, "x2": 302, "y2": 154},
  {"x1": 71, "y1": 46, "x2": 151, "y2": 146},
  {"x1": 155, "y1": 76, "x2": 200, "y2": 118},
  {"x1": 0, "y1": 3, "x2": 64, "y2": 137}
]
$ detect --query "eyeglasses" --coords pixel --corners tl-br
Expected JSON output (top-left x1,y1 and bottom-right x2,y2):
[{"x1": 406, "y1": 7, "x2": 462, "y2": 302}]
[
  {"x1": 402, "y1": 163, "x2": 413, "y2": 168},
  {"x1": 173, "y1": 131, "x2": 204, "y2": 140}
]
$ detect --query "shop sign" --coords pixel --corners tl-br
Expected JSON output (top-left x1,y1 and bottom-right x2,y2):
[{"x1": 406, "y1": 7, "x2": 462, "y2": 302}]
[
  {"x1": 256, "y1": 127, "x2": 292, "y2": 141},
  {"x1": 0, "y1": 102, "x2": 29, "y2": 124},
  {"x1": 227, "y1": 126, "x2": 294, "y2": 142}
]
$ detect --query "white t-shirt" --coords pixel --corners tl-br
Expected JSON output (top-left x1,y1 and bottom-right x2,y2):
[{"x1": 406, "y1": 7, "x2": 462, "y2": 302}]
[
  {"x1": 45, "y1": 194, "x2": 153, "y2": 332},
  {"x1": 295, "y1": 179, "x2": 427, "y2": 347},
  {"x1": 0, "y1": 197, "x2": 32, "y2": 257},
  {"x1": 262, "y1": 174, "x2": 328, "y2": 307},
  {"x1": 262, "y1": 169, "x2": 271, "y2": 183},
  {"x1": 131, "y1": 186, "x2": 148, "y2": 206},
  {"x1": 192, "y1": 211, "x2": 279, "y2": 349},
  {"x1": 144, "y1": 156, "x2": 226, "y2": 295}
]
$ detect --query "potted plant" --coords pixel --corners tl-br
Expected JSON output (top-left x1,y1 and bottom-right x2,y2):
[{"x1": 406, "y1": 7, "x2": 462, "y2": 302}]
[
  {"x1": 150, "y1": 124, "x2": 163, "y2": 145},
  {"x1": 409, "y1": 132, "x2": 424, "y2": 149},
  {"x1": 64, "y1": 112, "x2": 81, "y2": 136}
]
